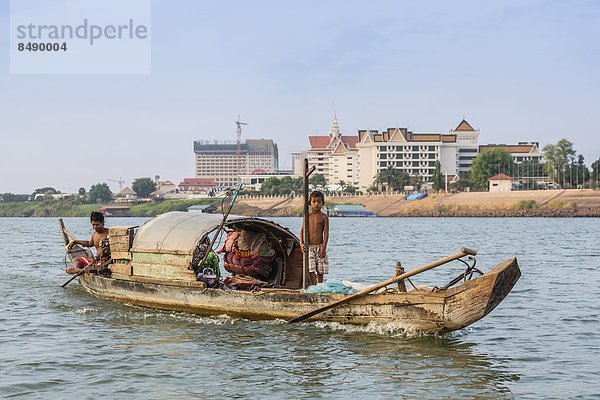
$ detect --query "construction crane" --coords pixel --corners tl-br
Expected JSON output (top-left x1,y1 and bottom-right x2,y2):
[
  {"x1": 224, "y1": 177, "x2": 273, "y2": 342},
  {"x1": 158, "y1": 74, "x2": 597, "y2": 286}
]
[
  {"x1": 235, "y1": 115, "x2": 247, "y2": 179},
  {"x1": 107, "y1": 177, "x2": 125, "y2": 191}
]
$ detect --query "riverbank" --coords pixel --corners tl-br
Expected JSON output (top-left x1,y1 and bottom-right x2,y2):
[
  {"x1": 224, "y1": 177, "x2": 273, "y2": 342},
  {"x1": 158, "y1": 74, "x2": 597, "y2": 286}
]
[
  {"x1": 0, "y1": 198, "x2": 214, "y2": 218},
  {"x1": 1, "y1": 189, "x2": 599, "y2": 217},
  {"x1": 230, "y1": 189, "x2": 600, "y2": 217}
]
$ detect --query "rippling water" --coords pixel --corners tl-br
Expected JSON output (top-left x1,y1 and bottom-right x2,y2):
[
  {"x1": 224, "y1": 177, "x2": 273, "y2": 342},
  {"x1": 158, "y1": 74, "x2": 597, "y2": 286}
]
[{"x1": 0, "y1": 217, "x2": 598, "y2": 399}]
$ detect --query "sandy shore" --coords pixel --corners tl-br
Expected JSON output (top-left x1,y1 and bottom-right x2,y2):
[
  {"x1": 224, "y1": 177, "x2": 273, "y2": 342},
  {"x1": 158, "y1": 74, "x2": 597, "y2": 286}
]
[{"x1": 230, "y1": 189, "x2": 600, "y2": 217}]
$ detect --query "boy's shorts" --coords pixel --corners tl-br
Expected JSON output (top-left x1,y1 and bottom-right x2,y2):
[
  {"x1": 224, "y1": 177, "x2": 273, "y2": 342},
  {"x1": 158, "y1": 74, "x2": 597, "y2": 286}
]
[{"x1": 308, "y1": 245, "x2": 329, "y2": 274}]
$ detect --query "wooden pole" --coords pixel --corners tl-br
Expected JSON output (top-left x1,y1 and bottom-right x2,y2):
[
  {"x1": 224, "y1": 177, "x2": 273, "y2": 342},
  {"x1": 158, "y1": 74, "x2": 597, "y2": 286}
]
[
  {"x1": 302, "y1": 159, "x2": 315, "y2": 289},
  {"x1": 289, "y1": 247, "x2": 477, "y2": 323},
  {"x1": 61, "y1": 258, "x2": 112, "y2": 288},
  {"x1": 395, "y1": 261, "x2": 406, "y2": 292},
  {"x1": 58, "y1": 218, "x2": 71, "y2": 246}
]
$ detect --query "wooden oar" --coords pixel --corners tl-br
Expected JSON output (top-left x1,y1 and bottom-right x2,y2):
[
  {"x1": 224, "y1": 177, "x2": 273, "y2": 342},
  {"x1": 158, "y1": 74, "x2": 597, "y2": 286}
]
[
  {"x1": 61, "y1": 258, "x2": 113, "y2": 287},
  {"x1": 288, "y1": 247, "x2": 477, "y2": 323}
]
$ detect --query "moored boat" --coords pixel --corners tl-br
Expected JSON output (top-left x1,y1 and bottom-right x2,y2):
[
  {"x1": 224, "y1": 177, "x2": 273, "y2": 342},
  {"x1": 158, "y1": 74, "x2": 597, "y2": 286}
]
[{"x1": 60, "y1": 212, "x2": 520, "y2": 334}]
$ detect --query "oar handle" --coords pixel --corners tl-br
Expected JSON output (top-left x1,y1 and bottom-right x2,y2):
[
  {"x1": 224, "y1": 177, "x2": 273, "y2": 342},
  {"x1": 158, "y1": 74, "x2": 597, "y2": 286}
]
[{"x1": 461, "y1": 247, "x2": 477, "y2": 256}]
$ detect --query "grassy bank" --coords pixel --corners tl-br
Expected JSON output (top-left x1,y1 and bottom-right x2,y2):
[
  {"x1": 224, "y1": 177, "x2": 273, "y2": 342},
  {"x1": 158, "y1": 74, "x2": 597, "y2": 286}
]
[{"x1": 0, "y1": 198, "x2": 218, "y2": 217}]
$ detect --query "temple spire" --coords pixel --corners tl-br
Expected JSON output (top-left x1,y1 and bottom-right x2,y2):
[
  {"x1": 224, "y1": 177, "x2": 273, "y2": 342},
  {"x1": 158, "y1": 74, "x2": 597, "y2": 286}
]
[{"x1": 329, "y1": 113, "x2": 341, "y2": 138}]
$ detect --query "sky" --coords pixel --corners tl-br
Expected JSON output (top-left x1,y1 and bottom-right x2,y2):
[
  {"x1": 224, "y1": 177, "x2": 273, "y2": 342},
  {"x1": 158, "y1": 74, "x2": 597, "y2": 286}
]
[{"x1": 1, "y1": 0, "x2": 599, "y2": 194}]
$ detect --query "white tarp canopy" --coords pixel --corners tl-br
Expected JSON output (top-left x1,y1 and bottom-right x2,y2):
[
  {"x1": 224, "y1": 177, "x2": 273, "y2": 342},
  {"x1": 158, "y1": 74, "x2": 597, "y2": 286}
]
[{"x1": 131, "y1": 211, "x2": 297, "y2": 254}]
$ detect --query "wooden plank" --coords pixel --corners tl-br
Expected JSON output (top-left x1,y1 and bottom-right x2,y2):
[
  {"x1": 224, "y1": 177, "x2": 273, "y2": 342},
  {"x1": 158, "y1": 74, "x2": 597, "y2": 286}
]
[
  {"x1": 132, "y1": 252, "x2": 190, "y2": 267},
  {"x1": 110, "y1": 251, "x2": 132, "y2": 260},
  {"x1": 132, "y1": 263, "x2": 196, "y2": 280},
  {"x1": 110, "y1": 245, "x2": 132, "y2": 253},
  {"x1": 109, "y1": 273, "x2": 207, "y2": 288},
  {"x1": 110, "y1": 263, "x2": 132, "y2": 275},
  {"x1": 109, "y1": 226, "x2": 134, "y2": 235},
  {"x1": 109, "y1": 236, "x2": 132, "y2": 244}
]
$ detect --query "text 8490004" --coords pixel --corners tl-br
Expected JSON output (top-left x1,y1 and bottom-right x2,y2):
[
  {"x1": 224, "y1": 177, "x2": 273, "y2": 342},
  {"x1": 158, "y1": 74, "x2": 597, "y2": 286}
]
[{"x1": 17, "y1": 42, "x2": 67, "y2": 52}]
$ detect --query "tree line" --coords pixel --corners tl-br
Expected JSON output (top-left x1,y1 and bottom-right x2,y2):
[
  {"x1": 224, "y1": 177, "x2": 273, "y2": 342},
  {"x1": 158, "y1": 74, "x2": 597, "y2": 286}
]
[
  {"x1": 0, "y1": 177, "x2": 158, "y2": 203},
  {"x1": 467, "y1": 139, "x2": 599, "y2": 190}
]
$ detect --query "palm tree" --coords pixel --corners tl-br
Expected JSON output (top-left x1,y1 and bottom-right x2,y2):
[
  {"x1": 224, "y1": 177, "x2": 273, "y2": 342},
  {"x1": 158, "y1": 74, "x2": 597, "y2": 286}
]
[{"x1": 374, "y1": 167, "x2": 409, "y2": 192}]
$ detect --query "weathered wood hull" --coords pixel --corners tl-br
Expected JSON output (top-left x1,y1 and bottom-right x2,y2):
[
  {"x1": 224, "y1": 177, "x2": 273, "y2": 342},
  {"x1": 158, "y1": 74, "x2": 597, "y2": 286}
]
[{"x1": 77, "y1": 257, "x2": 520, "y2": 333}]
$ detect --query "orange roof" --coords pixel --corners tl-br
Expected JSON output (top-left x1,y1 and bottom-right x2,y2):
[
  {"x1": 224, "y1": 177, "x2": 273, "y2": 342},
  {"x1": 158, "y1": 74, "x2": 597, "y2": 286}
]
[
  {"x1": 308, "y1": 136, "x2": 330, "y2": 149},
  {"x1": 412, "y1": 134, "x2": 441, "y2": 142},
  {"x1": 179, "y1": 178, "x2": 218, "y2": 186},
  {"x1": 341, "y1": 136, "x2": 358, "y2": 149},
  {"x1": 309, "y1": 135, "x2": 357, "y2": 150},
  {"x1": 454, "y1": 119, "x2": 476, "y2": 131},
  {"x1": 489, "y1": 173, "x2": 513, "y2": 181},
  {"x1": 480, "y1": 145, "x2": 534, "y2": 153}
]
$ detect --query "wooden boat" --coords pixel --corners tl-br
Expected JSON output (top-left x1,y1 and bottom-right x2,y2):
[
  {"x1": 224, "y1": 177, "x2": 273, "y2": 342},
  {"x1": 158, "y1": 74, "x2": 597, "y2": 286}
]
[{"x1": 60, "y1": 212, "x2": 521, "y2": 334}]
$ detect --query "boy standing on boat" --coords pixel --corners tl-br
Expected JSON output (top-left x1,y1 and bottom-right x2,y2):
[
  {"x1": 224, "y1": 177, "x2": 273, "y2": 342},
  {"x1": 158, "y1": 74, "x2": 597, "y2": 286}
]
[
  {"x1": 300, "y1": 191, "x2": 329, "y2": 285},
  {"x1": 65, "y1": 211, "x2": 109, "y2": 274}
]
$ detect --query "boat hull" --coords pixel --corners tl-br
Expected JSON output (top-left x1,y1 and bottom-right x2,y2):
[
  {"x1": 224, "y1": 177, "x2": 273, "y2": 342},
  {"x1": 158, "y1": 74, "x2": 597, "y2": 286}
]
[{"x1": 77, "y1": 257, "x2": 520, "y2": 333}]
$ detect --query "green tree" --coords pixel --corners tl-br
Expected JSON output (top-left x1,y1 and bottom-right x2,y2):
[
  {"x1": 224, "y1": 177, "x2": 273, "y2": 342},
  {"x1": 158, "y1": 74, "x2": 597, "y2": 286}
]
[
  {"x1": 78, "y1": 187, "x2": 86, "y2": 196},
  {"x1": 450, "y1": 172, "x2": 472, "y2": 192},
  {"x1": 374, "y1": 166, "x2": 410, "y2": 192},
  {"x1": 470, "y1": 149, "x2": 515, "y2": 189},
  {"x1": 591, "y1": 159, "x2": 600, "y2": 188},
  {"x1": 32, "y1": 187, "x2": 59, "y2": 195},
  {"x1": 258, "y1": 176, "x2": 302, "y2": 196},
  {"x1": 279, "y1": 176, "x2": 301, "y2": 195},
  {"x1": 409, "y1": 174, "x2": 423, "y2": 190},
  {"x1": 543, "y1": 139, "x2": 576, "y2": 187},
  {"x1": 0, "y1": 193, "x2": 29, "y2": 202},
  {"x1": 88, "y1": 183, "x2": 112, "y2": 203},
  {"x1": 337, "y1": 180, "x2": 357, "y2": 194},
  {"x1": 432, "y1": 160, "x2": 443, "y2": 192},
  {"x1": 260, "y1": 177, "x2": 282, "y2": 195},
  {"x1": 132, "y1": 177, "x2": 156, "y2": 198},
  {"x1": 31, "y1": 187, "x2": 59, "y2": 200},
  {"x1": 309, "y1": 174, "x2": 327, "y2": 190}
]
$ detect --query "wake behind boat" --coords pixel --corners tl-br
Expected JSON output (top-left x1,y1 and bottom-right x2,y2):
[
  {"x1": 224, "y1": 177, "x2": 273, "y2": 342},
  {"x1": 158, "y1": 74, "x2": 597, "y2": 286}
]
[{"x1": 59, "y1": 211, "x2": 520, "y2": 334}]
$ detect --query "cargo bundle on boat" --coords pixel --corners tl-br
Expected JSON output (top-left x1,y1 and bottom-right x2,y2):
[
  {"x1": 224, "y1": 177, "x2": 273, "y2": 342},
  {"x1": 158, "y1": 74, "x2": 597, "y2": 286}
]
[{"x1": 59, "y1": 211, "x2": 521, "y2": 333}]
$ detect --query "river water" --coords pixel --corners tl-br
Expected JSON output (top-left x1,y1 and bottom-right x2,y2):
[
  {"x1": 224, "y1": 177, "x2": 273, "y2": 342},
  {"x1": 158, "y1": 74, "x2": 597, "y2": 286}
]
[{"x1": 0, "y1": 216, "x2": 598, "y2": 399}]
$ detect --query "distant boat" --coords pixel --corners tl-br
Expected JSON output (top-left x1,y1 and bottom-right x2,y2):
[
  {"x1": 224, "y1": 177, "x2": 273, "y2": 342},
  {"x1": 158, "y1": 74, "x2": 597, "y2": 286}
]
[
  {"x1": 59, "y1": 212, "x2": 520, "y2": 334},
  {"x1": 330, "y1": 204, "x2": 376, "y2": 217},
  {"x1": 98, "y1": 205, "x2": 130, "y2": 217}
]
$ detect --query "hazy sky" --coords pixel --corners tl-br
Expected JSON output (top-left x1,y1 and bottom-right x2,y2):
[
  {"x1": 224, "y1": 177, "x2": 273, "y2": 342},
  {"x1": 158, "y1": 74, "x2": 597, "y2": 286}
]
[{"x1": 1, "y1": 0, "x2": 599, "y2": 194}]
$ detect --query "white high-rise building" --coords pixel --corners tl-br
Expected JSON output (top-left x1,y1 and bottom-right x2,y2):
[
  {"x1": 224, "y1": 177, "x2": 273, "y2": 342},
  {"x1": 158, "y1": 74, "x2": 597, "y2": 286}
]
[{"x1": 194, "y1": 139, "x2": 279, "y2": 185}]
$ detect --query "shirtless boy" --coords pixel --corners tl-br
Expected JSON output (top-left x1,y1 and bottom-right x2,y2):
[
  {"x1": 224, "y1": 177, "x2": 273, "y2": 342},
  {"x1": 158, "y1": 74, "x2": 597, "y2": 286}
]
[
  {"x1": 66, "y1": 211, "x2": 109, "y2": 274},
  {"x1": 300, "y1": 191, "x2": 329, "y2": 285}
]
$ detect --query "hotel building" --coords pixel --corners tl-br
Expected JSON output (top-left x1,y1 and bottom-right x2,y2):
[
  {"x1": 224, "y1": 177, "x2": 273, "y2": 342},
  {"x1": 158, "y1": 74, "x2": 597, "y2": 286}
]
[{"x1": 306, "y1": 117, "x2": 480, "y2": 191}]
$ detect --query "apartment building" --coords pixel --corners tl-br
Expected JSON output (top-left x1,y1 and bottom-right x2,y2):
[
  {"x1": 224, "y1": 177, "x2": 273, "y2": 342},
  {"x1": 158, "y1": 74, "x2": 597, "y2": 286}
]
[{"x1": 194, "y1": 139, "x2": 279, "y2": 185}]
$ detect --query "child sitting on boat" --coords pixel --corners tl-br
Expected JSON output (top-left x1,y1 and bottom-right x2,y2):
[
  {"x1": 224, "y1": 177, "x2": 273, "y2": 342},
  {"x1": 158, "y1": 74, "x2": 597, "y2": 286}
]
[{"x1": 300, "y1": 190, "x2": 329, "y2": 285}]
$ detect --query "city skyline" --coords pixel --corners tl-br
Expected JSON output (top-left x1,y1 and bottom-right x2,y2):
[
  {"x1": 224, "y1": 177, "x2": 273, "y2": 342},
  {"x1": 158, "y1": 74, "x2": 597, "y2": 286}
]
[{"x1": 1, "y1": 0, "x2": 599, "y2": 193}]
